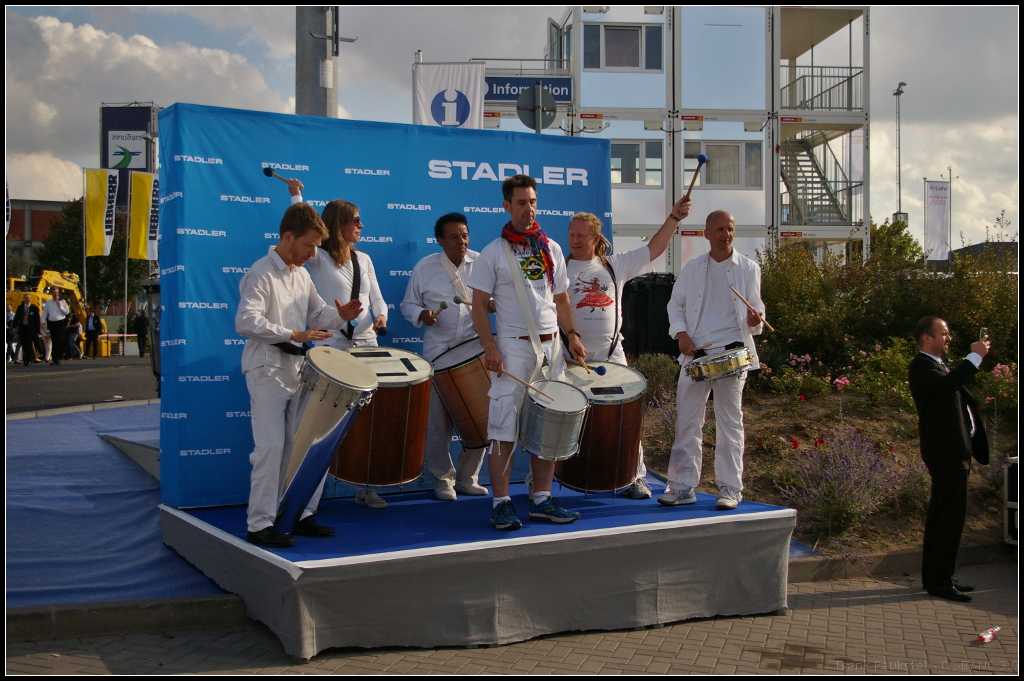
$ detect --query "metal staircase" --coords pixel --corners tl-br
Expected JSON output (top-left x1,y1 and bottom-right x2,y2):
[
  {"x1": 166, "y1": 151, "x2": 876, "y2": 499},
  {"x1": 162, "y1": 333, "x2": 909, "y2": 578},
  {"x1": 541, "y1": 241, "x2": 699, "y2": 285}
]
[{"x1": 780, "y1": 137, "x2": 848, "y2": 225}]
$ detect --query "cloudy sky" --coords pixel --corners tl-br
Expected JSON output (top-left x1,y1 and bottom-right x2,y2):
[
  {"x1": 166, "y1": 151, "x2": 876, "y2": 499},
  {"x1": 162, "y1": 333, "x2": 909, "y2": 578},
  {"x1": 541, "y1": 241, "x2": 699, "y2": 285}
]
[{"x1": 6, "y1": 6, "x2": 1018, "y2": 246}]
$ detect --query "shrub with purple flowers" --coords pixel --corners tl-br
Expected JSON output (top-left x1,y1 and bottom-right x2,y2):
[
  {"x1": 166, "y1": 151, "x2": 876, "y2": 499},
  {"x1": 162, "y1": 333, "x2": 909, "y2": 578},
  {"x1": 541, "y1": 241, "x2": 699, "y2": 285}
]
[
  {"x1": 973, "y1": 362, "x2": 1018, "y2": 424},
  {"x1": 778, "y1": 428, "x2": 899, "y2": 538}
]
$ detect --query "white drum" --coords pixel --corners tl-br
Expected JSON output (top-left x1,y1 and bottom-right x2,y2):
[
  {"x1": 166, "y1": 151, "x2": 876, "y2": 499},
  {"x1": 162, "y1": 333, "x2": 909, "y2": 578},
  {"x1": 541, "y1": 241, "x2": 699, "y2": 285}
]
[{"x1": 517, "y1": 379, "x2": 590, "y2": 462}]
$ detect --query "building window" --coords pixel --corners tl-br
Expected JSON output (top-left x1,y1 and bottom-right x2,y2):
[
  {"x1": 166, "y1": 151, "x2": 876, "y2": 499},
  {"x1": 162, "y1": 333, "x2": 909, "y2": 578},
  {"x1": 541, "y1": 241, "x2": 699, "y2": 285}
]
[
  {"x1": 583, "y1": 24, "x2": 663, "y2": 72},
  {"x1": 611, "y1": 140, "x2": 663, "y2": 187},
  {"x1": 685, "y1": 140, "x2": 762, "y2": 189}
]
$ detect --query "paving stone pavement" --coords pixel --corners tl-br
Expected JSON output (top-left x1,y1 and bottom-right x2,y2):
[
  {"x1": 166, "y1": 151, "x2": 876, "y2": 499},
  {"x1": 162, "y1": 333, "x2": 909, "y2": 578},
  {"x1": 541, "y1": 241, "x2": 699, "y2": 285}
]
[{"x1": 7, "y1": 563, "x2": 1017, "y2": 675}]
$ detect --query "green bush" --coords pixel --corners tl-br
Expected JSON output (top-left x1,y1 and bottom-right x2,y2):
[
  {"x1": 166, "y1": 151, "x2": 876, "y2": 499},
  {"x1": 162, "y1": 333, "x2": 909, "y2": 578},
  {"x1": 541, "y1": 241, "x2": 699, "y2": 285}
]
[{"x1": 630, "y1": 352, "x2": 681, "y2": 405}]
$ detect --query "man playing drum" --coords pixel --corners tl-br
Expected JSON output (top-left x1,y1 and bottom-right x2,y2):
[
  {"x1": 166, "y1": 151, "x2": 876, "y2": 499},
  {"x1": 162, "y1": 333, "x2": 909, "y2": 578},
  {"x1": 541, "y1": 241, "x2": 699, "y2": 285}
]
[
  {"x1": 468, "y1": 175, "x2": 588, "y2": 531},
  {"x1": 660, "y1": 210, "x2": 766, "y2": 511},
  {"x1": 400, "y1": 213, "x2": 491, "y2": 501},
  {"x1": 236, "y1": 203, "x2": 363, "y2": 548},
  {"x1": 564, "y1": 195, "x2": 692, "y2": 498}
]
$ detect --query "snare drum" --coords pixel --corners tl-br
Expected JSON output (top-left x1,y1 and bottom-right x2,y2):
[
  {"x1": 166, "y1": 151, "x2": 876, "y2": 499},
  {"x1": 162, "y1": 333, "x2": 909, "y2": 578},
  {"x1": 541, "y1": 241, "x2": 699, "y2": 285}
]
[
  {"x1": 517, "y1": 380, "x2": 590, "y2": 461},
  {"x1": 277, "y1": 347, "x2": 378, "y2": 533},
  {"x1": 330, "y1": 348, "x2": 433, "y2": 487},
  {"x1": 430, "y1": 336, "x2": 490, "y2": 450},
  {"x1": 685, "y1": 347, "x2": 753, "y2": 382},
  {"x1": 557, "y1": 362, "x2": 647, "y2": 492}
]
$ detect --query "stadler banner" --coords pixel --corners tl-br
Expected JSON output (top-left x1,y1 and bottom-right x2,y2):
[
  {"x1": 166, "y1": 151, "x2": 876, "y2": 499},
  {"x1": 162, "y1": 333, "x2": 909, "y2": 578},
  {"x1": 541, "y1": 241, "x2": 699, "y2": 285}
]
[
  {"x1": 158, "y1": 103, "x2": 611, "y2": 508},
  {"x1": 923, "y1": 180, "x2": 950, "y2": 261},
  {"x1": 412, "y1": 62, "x2": 486, "y2": 129}
]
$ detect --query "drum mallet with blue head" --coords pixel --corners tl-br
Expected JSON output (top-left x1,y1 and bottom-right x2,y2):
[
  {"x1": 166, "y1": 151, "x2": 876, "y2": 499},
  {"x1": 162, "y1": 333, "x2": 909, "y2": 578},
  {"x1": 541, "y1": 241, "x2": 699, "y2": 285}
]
[
  {"x1": 684, "y1": 154, "x2": 708, "y2": 201},
  {"x1": 567, "y1": 358, "x2": 607, "y2": 376},
  {"x1": 728, "y1": 285, "x2": 775, "y2": 332},
  {"x1": 499, "y1": 369, "x2": 554, "y2": 402},
  {"x1": 452, "y1": 295, "x2": 473, "y2": 307},
  {"x1": 263, "y1": 167, "x2": 290, "y2": 184}
]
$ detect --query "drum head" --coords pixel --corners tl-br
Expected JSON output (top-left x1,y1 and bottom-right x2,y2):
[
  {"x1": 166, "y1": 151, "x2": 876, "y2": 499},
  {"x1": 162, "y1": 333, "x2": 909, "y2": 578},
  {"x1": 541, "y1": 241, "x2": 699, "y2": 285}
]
[
  {"x1": 345, "y1": 347, "x2": 433, "y2": 386},
  {"x1": 529, "y1": 379, "x2": 589, "y2": 413},
  {"x1": 432, "y1": 336, "x2": 486, "y2": 371},
  {"x1": 306, "y1": 346, "x2": 378, "y2": 390},
  {"x1": 565, "y1": 362, "x2": 647, "y2": 404}
]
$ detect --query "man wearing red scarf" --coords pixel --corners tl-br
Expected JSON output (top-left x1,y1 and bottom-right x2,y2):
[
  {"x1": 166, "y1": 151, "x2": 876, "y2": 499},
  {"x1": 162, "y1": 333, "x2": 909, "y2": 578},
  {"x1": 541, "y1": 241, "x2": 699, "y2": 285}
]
[{"x1": 468, "y1": 175, "x2": 587, "y2": 531}]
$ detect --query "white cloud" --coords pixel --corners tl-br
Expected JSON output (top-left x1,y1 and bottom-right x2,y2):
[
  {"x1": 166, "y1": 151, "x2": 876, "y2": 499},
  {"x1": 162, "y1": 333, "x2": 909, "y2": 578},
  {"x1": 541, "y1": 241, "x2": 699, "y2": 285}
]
[
  {"x1": 146, "y1": 7, "x2": 295, "y2": 60},
  {"x1": 7, "y1": 153, "x2": 84, "y2": 201},
  {"x1": 5, "y1": 14, "x2": 290, "y2": 165}
]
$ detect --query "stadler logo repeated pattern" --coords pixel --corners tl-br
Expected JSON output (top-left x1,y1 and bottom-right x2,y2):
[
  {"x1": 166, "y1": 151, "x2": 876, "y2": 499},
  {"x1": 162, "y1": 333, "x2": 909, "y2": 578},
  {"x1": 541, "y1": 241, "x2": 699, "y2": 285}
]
[{"x1": 157, "y1": 103, "x2": 610, "y2": 509}]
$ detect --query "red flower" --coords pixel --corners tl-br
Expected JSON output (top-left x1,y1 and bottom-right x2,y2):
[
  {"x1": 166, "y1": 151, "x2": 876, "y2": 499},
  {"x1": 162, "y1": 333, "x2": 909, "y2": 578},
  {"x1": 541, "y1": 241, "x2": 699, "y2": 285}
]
[
  {"x1": 798, "y1": 395, "x2": 806, "y2": 401},
  {"x1": 814, "y1": 439, "x2": 825, "y2": 447},
  {"x1": 889, "y1": 446, "x2": 894, "y2": 452},
  {"x1": 758, "y1": 440, "x2": 764, "y2": 447},
  {"x1": 791, "y1": 438, "x2": 799, "y2": 449}
]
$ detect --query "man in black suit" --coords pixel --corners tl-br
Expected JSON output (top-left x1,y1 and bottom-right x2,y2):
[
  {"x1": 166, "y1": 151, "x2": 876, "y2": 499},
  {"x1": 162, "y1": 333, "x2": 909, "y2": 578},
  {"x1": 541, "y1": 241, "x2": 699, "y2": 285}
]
[
  {"x1": 907, "y1": 316, "x2": 989, "y2": 603},
  {"x1": 16, "y1": 294, "x2": 42, "y2": 365}
]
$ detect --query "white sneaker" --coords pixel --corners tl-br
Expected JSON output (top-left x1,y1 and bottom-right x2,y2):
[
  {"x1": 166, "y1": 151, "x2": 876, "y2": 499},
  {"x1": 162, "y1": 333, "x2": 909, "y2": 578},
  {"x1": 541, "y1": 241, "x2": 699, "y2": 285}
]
[
  {"x1": 622, "y1": 477, "x2": 653, "y2": 499},
  {"x1": 355, "y1": 488, "x2": 388, "y2": 509},
  {"x1": 657, "y1": 488, "x2": 696, "y2": 506},
  {"x1": 454, "y1": 480, "x2": 488, "y2": 496},
  {"x1": 434, "y1": 483, "x2": 457, "y2": 501},
  {"x1": 716, "y1": 486, "x2": 742, "y2": 510}
]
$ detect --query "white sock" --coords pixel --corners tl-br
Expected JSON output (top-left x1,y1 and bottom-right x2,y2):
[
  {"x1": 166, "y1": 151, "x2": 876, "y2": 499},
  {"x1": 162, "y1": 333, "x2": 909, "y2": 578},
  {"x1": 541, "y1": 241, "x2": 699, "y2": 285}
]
[
  {"x1": 531, "y1": 491, "x2": 551, "y2": 504},
  {"x1": 493, "y1": 495, "x2": 511, "y2": 509}
]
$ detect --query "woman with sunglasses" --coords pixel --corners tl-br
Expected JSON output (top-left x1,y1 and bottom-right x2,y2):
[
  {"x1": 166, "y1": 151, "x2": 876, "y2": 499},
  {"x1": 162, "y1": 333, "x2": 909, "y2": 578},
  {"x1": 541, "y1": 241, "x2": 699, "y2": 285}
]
[{"x1": 287, "y1": 179, "x2": 388, "y2": 349}]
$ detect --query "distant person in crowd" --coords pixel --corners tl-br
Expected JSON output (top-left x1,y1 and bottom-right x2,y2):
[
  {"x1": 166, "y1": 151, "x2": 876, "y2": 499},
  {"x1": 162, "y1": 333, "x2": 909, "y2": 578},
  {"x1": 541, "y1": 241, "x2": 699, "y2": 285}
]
[
  {"x1": 235, "y1": 202, "x2": 362, "y2": 548},
  {"x1": 563, "y1": 194, "x2": 691, "y2": 500},
  {"x1": 84, "y1": 307, "x2": 103, "y2": 358},
  {"x1": 6, "y1": 303, "x2": 17, "y2": 364},
  {"x1": 41, "y1": 287, "x2": 70, "y2": 365},
  {"x1": 16, "y1": 294, "x2": 42, "y2": 365},
  {"x1": 134, "y1": 311, "x2": 150, "y2": 357},
  {"x1": 660, "y1": 210, "x2": 766, "y2": 511},
  {"x1": 908, "y1": 317, "x2": 990, "y2": 603},
  {"x1": 286, "y1": 178, "x2": 390, "y2": 509},
  {"x1": 66, "y1": 312, "x2": 83, "y2": 359},
  {"x1": 401, "y1": 212, "x2": 492, "y2": 502}
]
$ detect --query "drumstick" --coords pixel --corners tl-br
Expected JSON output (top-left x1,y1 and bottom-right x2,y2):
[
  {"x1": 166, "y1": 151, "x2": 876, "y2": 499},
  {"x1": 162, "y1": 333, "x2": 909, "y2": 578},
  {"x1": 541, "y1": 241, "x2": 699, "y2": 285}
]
[
  {"x1": 684, "y1": 154, "x2": 708, "y2": 201},
  {"x1": 728, "y1": 285, "x2": 775, "y2": 332},
  {"x1": 500, "y1": 369, "x2": 554, "y2": 402},
  {"x1": 566, "y1": 358, "x2": 607, "y2": 376},
  {"x1": 452, "y1": 295, "x2": 473, "y2": 307},
  {"x1": 432, "y1": 300, "x2": 450, "y2": 316},
  {"x1": 693, "y1": 343, "x2": 712, "y2": 352},
  {"x1": 262, "y1": 167, "x2": 290, "y2": 184}
]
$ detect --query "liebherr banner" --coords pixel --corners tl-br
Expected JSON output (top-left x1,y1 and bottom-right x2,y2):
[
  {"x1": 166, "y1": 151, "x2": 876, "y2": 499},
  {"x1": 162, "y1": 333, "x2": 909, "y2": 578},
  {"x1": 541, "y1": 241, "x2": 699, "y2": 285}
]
[
  {"x1": 923, "y1": 180, "x2": 950, "y2": 261},
  {"x1": 158, "y1": 103, "x2": 611, "y2": 508},
  {"x1": 128, "y1": 171, "x2": 159, "y2": 260},
  {"x1": 84, "y1": 169, "x2": 118, "y2": 256},
  {"x1": 412, "y1": 62, "x2": 486, "y2": 129}
]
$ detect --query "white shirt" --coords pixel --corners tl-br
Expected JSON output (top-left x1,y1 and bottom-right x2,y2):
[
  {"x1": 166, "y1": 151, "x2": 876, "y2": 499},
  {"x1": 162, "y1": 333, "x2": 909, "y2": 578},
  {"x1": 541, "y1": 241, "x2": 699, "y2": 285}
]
[
  {"x1": 566, "y1": 248, "x2": 651, "y2": 361},
  {"x1": 306, "y1": 248, "x2": 387, "y2": 342},
  {"x1": 400, "y1": 251, "x2": 479, "y2": 361},
  {"x1": 467, "y1": 236, "x2": 568, "y2": 338},
  {"x1": 694, "y1": 256, "x2": 742, "y2": 349},
  {"x1": 236, "y1": 246, "x2": 344, "y2": 374},
  {"x1": 41, "y1": 298, "x2": 70, "y2": 324},
  {"x1": 667, "y1": 249, "x2": 764, "y2": 369}
]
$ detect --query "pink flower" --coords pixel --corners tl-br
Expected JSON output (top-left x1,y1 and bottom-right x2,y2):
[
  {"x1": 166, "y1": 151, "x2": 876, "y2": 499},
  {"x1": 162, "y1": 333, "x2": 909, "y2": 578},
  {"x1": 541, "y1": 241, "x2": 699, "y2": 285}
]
[
  {"x1": 859, "y1": 350, "x2": 867, "y2": 356},
  {"x1": 788, "y1": 338, "x2": 793, "y2": 343},
  {"x1": 985, "y1": 397, "x2": 995, "y2": 403}
]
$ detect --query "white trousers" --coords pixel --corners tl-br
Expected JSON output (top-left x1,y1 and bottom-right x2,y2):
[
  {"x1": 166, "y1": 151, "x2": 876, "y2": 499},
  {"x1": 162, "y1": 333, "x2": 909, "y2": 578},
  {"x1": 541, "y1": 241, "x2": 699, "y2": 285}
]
[
  {"x1": 666, "y1": 370, "x2": 746, "y2": 492},
  {"x1": 487, "y1": 337, "x2": 565, "y2": 443},
  {"x1": 245, "y1": 365, "x2": 326, "y2": 532},
  {"x1": 425, "y1": 388, "x2": 486, "y2": 489}
]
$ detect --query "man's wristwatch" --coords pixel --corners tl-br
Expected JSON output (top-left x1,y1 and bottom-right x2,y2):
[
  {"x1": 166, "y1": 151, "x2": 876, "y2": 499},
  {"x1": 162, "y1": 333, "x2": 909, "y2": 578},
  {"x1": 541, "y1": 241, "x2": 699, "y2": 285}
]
[{"x1": 566, "y1": 329, "x2": 581, "y2": 339}]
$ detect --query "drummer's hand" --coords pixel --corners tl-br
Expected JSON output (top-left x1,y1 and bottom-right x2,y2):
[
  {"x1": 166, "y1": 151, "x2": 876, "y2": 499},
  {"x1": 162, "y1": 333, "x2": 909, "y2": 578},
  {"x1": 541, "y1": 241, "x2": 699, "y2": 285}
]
[
  {"x1": 487, "y1": 298, "x2": 497, "y2": 314},
  {"x1": 568, "y1": 337, "x2": 587, "y2": 364},
  {"x1": 676, "y1": 331, "x2": 695, "y2": 356},
  {"x1": 292, "y1": 326, "x2": 331, "y2": 343},
  {"x1": 484, "y1": 343, "x2": 504, "y2": 376},
  {"x1": 746, "y1": 308, "x2": 764, "y2": 327},
  {"x1": 334, "y1": 299, "x2": 362, "y2": 321},
  {"x1": 418, "y1": 309, "x2": 437, "y2": 327},
  {"x1": 287, "y1": 178, "x2": 304, "y2": 196},
  {"x1": 372, "y1": 315, "x2": 387, "y2": 331},
  {"x1": 671, "y1": 194, "x2": 692, "y2": 221}
]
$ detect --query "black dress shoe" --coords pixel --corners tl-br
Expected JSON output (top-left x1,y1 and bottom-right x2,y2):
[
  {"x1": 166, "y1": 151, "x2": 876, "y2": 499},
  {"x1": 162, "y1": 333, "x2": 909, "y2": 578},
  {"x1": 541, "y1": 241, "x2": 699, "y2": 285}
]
[
  {"x1": 927, "y1": 586, "x2": 972, "y2": 603},
  {"x1": 952, "y1": 582, "x2": 975, "y2": 593},
  {"x1": 246, "y1": 526, "x2": 296, "y2": 548},
  {"x1": 293, "y1": 515, "x2": 335, "y2": 537}
]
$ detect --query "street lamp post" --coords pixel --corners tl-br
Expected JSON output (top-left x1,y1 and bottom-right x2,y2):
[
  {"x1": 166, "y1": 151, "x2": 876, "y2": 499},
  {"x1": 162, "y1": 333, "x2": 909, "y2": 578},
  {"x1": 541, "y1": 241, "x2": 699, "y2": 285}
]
[{"x1": 893, "y1": 82, "x2": 908, "y2": 225}]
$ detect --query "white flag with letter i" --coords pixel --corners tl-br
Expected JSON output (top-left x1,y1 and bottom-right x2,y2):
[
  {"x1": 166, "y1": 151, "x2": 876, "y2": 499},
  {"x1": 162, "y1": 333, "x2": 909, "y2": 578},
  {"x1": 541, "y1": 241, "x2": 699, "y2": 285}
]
[{"x1": 412, "y1": 62, "x2": 486, "y2": 129}]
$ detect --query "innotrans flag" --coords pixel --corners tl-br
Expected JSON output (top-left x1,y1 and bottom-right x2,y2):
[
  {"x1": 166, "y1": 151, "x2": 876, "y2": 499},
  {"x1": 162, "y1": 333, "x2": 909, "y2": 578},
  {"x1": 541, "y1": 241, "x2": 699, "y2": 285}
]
[{"x1": 158, "y1": 103, "x2": 611, "y2": 508}]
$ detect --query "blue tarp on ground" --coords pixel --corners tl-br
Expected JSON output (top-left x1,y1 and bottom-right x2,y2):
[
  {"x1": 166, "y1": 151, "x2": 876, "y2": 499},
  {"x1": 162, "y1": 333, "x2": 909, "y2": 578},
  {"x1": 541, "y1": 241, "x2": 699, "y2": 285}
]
[{"x1": 6, "y1": 405, "x2": 225, "y2": 608}]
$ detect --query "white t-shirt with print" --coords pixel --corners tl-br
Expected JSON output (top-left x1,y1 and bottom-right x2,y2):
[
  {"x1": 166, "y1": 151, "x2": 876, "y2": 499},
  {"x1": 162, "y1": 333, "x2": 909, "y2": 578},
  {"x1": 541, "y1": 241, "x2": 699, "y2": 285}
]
[
  {"x1": 566, "y1": 247, "x2": 652, "y2": 361},
  {"x1": 467, "y1": 236, "x2": 568, "y2": 338}
]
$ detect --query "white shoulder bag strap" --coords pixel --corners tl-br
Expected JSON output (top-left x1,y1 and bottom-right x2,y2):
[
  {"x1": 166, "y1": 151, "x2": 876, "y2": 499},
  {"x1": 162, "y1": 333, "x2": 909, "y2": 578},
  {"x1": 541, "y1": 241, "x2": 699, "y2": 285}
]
[
  {"x1": 438, "y1": 252, "x2": 470, "y2": 302},
  {"x1": 500, "y1": 239, "x2": 545, "y2": 382}
]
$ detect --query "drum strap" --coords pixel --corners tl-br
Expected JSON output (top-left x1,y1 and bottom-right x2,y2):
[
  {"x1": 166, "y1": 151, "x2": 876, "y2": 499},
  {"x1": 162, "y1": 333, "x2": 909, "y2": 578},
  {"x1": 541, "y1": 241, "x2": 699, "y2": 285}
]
[
  {"x1": 341, "y1": 252, "x2": 361, "y2": 341},
  {"x1": 501, "y1": 239, "x2": 545, "y2": 383},
  {"x1": 438, "y1": 252, "x2": 470, "y2": 302},
  {"x1": 601, "y1": 257, "x2": 620, "y2": 360},
  {"x1": 273, "y1": 341, "x2": 307, "y2": 356}
]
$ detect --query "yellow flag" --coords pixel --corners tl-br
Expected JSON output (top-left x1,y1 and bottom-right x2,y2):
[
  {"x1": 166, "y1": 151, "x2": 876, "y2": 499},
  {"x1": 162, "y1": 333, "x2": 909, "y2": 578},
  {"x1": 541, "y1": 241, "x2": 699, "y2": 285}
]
[
  {"x1": 129, "y1": 172, "x2": 157, "y2": 260},
  {"x1": 85, "y1": 169, "x2": 118, "y2": 256}
]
